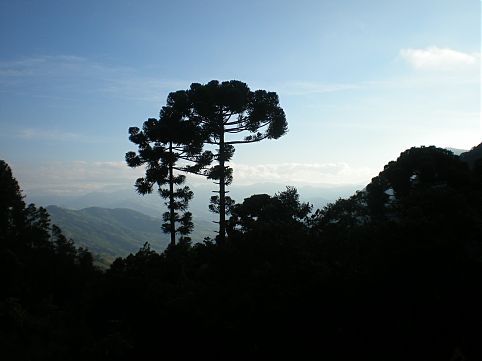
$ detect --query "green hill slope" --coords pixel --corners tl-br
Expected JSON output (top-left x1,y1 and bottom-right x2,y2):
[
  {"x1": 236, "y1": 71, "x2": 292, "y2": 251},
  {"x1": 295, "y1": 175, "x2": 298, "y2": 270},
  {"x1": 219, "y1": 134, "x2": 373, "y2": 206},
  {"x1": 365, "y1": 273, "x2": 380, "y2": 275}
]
[{"x1": 46, "y1": 205, "x2": 170, "y2": 258}]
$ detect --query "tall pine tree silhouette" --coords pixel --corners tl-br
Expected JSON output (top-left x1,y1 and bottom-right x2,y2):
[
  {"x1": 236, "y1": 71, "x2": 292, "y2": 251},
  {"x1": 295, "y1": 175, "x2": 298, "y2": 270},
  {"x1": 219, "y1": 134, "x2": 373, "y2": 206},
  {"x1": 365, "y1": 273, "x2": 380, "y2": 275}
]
[
  {"x1": 188, "y1": 80, "x2": 288, "y2": 242},
  {"x1": 126, "y1": 93, "x2": 212, "y2": 246}
]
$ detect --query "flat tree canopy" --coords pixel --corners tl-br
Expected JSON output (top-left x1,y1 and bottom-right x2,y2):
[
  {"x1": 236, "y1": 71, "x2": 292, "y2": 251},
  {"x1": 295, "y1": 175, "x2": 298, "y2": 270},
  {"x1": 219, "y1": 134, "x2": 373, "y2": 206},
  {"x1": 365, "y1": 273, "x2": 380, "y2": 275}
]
[{"x1": 187, "y1": 80, "x2": 288, "y2": 242}]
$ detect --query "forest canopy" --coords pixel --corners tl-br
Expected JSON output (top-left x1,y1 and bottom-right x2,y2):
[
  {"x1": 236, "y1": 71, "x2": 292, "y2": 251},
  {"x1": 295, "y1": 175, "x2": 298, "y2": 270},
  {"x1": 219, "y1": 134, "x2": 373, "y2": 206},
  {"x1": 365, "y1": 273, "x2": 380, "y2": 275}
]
[{"x1": 2, "y1": 142, "x2": 482, "y2": 360}]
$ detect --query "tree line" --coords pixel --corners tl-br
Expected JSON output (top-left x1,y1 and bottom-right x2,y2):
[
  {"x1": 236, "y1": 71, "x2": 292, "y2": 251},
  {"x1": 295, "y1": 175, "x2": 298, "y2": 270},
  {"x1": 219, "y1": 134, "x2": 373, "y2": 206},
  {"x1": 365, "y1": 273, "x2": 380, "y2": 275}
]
[
  {"x1": 2, "y1": 142, "x2": 481, "y2": 360},
  {"x1": 0, "y1": 160, "x2": 98, "y2": 360}
]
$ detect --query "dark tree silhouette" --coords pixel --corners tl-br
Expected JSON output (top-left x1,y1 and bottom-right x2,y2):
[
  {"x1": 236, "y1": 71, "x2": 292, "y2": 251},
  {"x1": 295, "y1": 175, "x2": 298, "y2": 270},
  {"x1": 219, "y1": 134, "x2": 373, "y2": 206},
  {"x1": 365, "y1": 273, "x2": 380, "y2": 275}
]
[
  {"x1": 2, "y1": 141, "x2": 482, "y2": 360},
  {"x1": 126, "y1": 96, "x2": 212, "y2": 246},
  {"x1": 364, "y1": 146, "x2": 470, "y2": 221},
  {"x1": 228, "y1": 186, "x2": 311, "y2": 234},
  {"x1": 460, "y1": 142, "x2": 482, "y2": 169},
  {"x1": 0, "y1": 160, "x2": 26, "y2": 243},
  {"x1": 187, "y1": 80, "x2": 288, "y2": 242},
  {"x1": 0, "y1": 160, "x2": 98, "y2": 361},
  {"x1": 313, "y1": 146, "x2": 472, "y2": 229}
]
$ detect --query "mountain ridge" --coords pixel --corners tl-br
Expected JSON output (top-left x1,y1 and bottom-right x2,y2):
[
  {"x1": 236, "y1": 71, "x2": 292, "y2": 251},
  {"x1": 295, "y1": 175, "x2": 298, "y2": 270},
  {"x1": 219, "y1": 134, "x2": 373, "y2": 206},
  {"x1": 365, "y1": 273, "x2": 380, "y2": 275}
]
[{"x1": 46, "y1": 205, "x2": 170, "y2": 260}]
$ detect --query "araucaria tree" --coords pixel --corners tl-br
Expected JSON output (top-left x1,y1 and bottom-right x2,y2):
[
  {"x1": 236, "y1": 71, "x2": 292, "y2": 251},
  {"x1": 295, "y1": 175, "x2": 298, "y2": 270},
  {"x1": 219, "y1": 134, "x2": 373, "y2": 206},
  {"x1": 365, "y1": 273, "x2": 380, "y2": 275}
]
[
  {"x1": 126, "y1": 92, "x2": 212, "y2": 246},
  {"x1": 188, "y1": 80, "x2": 288, "y2": 242}
]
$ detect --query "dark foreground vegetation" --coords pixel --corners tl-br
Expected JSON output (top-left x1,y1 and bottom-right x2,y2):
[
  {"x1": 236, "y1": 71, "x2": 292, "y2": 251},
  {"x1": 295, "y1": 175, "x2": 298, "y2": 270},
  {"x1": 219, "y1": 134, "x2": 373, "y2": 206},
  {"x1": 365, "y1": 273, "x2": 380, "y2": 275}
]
[{"x1": 1, "y1": 144, "x2": 482, "y2": 360}]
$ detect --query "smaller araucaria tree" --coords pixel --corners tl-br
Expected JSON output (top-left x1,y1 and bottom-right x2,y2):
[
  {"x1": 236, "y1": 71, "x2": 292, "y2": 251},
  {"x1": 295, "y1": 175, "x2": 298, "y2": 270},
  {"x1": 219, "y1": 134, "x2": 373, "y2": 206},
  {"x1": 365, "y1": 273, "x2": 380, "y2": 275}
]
[{"x1": 126, "y1": 94, "x2": 212, "y2": 246}]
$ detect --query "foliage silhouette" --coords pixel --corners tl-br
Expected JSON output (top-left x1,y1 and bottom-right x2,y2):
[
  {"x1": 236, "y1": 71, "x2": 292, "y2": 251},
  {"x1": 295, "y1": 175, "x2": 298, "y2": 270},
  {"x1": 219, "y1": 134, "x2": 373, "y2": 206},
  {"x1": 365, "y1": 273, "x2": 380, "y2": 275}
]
[
  {"x1": 126, "y1": 98, "x2": 212, "y2": 245},
  {"x1": 461, "y1": 142, "x2": 482, "y2": 169},
  {"x1": 228, "y1": 186, "x2": 311, "y2": 235},
  {"x1": 95, "y1": 145, "x2": 481, "y2": 360},
  {"x1": 2, "y1": 143, "x2": 482, "y2": 360},
  {"x1": 0, "y1": 160, "x2": 98, "y2": 361},
  {"x1": 160, "y1": 80, "x2": 288, "y2": 243}
]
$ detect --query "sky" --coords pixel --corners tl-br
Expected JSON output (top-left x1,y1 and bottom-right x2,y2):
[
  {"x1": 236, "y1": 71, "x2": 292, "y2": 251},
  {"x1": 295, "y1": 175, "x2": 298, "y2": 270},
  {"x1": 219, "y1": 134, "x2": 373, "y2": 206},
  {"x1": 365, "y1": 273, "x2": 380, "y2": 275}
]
[{"x1": 0, "y1": 0, "x2": 480, "y2": 196}]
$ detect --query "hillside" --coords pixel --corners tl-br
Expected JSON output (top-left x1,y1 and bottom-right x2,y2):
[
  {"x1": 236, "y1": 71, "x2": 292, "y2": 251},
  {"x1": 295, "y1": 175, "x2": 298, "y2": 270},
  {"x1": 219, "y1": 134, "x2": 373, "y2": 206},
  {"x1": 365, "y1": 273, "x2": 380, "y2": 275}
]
[
  {"x1": 460, "y1": 142, "x2": 482, "y2": 168},
  {"x1": 46, "y1": 205, "x2": 171, "y2": 258},
  {"x1": 31, "y1": 183, "x2": 360, "y2": 257}
]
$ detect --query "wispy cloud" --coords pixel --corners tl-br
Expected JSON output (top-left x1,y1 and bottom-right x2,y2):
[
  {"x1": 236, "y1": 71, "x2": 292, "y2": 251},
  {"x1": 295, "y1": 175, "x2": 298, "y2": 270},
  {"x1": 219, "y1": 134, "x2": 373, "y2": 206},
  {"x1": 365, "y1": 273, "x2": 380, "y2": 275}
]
[
  {"x1": 400, "y1": 46, "x2": 479, "y2": 71},
  {"x1": 1, "y1": 52, "x2": 477, "y2": 106},
  {"x1": 230, "y1": 162, "x2": 373, "y2": 185},
  {"x1": 12, "y1": 160, "x2": 144, "y2": 195},
  {"x1": 11, "y1": 159, "x2": 373, "y2": 196},
  {"x1": 276, "y1": 81, "x2": 361, "y2": 96},
  {"x1": 10, "y1": 127, "x2": 110, "y2": 143},
  {"x1": 18, "y1": 128, "x2": 82, "y2": 141},
  {"x1": 0, "y1": 55, "x2": 189, "y2": 103}
]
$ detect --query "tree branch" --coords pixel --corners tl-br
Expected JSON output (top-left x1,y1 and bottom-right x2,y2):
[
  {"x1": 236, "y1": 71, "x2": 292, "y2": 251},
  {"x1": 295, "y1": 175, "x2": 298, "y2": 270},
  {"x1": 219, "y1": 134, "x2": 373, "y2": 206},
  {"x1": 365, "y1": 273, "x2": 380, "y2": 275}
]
[
  {"x1": 225, "y1": 127, "x2": 248, "y2": 134},
  {"x1": 226, "y1": 135, "x2": 269, "y2": 145},
  {"x1": 204, "y1": 140, "x2": 221, "y2": 145},
  {"x1": 225, "y1": 119, "x2": 245, "y2": 126},
  {"x1": 223, "y1": 113, "x2": 233, "y2": 122}
]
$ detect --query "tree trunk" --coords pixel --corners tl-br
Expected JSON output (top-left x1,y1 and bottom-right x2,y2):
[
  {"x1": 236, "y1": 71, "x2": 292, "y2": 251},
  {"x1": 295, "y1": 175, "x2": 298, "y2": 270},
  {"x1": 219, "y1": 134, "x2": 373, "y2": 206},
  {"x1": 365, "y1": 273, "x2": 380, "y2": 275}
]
[
  {"x1": 218, "y1": 131, "x2": 226, "y2": 243},
  {"x1": 169, "y1": 141, "x2": 176, "y2": 246}
]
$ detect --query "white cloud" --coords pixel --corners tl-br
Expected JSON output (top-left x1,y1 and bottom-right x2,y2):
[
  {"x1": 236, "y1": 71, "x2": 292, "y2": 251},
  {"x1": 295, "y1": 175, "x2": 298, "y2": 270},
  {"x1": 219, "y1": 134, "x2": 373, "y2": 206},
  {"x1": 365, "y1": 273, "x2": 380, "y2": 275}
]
[
  {"x1": 230, "y1": 162, "x2": 373, "y2": 185},
  {"x1": 10, "y1": 159, "x2": 373, "y2": 196},
  {"x1": 11, "y1": 160, "x2": 144, "y2": 195},
  {"x1": 400, "y1": 46, "x2": 478, "y2": 71}
]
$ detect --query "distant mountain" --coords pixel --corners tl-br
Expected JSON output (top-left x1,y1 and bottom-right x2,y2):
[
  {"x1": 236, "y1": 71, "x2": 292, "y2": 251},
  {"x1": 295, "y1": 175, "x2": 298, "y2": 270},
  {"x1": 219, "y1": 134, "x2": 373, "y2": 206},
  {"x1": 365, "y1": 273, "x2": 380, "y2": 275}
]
[
  {"x1": 37, "y1": 183, "x2": 362, "y2": 260},
  {"x1": 47, "y1": 206, "x2": 171, "y2": 259},
  {"x1": 47, "y1": 205, "x2": 217, "y2": 261},
  {"x1": 31, "y1": 183, "x2": 361, "y2": 218},
  {"x1": 34, "y1": 190, "x2": 163, "y2": 218},
  {"x1": 446, "y1": 147, "x2": 468, "y2": 156},
  {"x1": 34, "y1": 183, "x2": 362, "y2": 257},
  {"x1": 460, "y1": 143, "x2": 482, "y2": 168}
]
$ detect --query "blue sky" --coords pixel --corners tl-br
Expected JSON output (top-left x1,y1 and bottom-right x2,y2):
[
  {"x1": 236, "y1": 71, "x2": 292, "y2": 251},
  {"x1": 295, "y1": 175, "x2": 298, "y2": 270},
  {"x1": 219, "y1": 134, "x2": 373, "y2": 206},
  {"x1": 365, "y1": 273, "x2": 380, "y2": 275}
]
[{"x1": 0, "y1": 0, "x2": 480, "y2": 195}]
